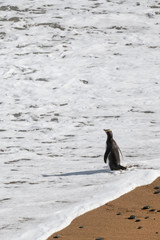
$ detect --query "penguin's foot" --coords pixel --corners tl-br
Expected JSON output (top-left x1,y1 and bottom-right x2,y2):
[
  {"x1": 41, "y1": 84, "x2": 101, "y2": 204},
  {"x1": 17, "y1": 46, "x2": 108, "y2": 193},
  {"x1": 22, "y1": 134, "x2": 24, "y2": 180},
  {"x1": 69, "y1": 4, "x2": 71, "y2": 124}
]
[
  {"x1": 110, "y1": 165, "x2": 126, "y2": 171},
  {"x1": 119, "y1": 165, "x2": 127, "y2": 170}
]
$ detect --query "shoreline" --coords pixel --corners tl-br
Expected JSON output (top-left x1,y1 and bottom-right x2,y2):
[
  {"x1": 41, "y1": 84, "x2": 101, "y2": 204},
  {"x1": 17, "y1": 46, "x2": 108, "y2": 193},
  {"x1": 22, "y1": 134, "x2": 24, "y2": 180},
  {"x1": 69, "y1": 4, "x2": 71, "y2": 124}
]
[{"x1": 47, "y1": 177, "x2": 160, "y2": 240}]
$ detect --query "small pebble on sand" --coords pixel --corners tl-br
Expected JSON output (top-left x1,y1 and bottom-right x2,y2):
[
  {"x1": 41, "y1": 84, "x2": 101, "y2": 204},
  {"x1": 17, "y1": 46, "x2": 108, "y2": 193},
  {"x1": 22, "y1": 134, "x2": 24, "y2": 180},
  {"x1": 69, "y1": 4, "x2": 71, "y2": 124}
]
[
  {"x1": 128, "y1": 215, "x2": 136, "y2": 219},
  {"x1": 154, "y1": 190, "x2": 160, "y2": 194},
  {"x1": 116, "y1": 212, "x2": 122, "y2": 215},
  {"x1": 79, "y1": 226, "x2": 84, "y2": 229},
  {"x1": 149, "y1": 209, "x2": 156, "y2": 212},
  {"x1": 142, "y1": 205, "x2": 150, "y2": 210},
  {"x1": 135, "y1": 219, "x2": 141, "y2": 222},
  {"x1": 53, "y1": 235, "x2": 59, "y2": 239}
]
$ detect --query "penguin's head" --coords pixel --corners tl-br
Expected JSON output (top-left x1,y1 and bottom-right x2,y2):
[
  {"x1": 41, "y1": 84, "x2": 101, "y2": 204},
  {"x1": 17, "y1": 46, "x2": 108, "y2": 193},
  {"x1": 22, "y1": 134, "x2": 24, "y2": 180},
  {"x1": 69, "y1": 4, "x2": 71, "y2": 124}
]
[{"x1": 104, "y1": 129, "x2": 113, "y2": 138}]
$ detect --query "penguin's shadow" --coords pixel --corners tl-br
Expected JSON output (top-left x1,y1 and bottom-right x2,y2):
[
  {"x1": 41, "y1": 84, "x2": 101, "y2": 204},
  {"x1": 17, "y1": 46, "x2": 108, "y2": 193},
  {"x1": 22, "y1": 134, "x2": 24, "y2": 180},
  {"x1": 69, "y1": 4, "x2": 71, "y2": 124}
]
[{"x1": 42, "y1": 168, "x2": 113, "y2": 178}]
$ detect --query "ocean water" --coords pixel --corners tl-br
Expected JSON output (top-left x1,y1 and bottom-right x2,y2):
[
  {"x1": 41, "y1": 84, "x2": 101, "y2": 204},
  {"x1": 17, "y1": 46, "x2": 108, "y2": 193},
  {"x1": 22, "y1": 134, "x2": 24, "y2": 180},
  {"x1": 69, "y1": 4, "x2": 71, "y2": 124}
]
[{"x1": 0, "y1": 0, "x2": 160, "y2": 239}]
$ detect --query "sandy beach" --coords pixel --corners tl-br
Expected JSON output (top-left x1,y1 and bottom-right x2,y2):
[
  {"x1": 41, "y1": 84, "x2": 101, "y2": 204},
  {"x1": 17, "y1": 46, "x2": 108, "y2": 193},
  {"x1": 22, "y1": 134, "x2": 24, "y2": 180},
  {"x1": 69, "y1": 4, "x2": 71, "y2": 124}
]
[{"x1": 47, "y1": 177, "x2": 160, "y2": 240}]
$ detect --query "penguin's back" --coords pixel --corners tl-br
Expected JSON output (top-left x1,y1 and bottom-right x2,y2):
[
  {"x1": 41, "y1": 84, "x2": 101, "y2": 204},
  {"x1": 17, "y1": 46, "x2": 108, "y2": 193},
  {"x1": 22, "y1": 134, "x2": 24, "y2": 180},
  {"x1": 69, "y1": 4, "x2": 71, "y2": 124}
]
[{"x1": 109, "y1": 140, "x2": 120, "y2": 165}]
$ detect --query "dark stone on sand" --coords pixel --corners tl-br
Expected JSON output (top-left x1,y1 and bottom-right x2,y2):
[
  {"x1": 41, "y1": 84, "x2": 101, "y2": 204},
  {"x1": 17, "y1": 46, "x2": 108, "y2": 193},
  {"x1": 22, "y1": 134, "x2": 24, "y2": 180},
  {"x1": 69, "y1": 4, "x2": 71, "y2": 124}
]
[
  {"x1": 79, "y1": 226, "x2": 84, "y2": 229},
  {"x1": 157, "y1": 210, "x2": 160, "y2": 212},
  {"x1": 53, "y1": 235, "x2": 59, "y2": 239},
  {"x1": 156, "y1": 232, "x2": 158, "y2": 234},
  {"x1": 142, "y1": 205, "x2": 150, "y2": 210},
  {"x1": 145, "y1": 216, "x2": 149, "y2": 219},
  {"x1": 149, "y1": 209, "x2": 156, "y2": 212},
  {"x1": 116, "y1": 212, "x2": 122, "y2": 215},
  {"x1": 95, "y1": 238, "x2": 104, "y2": 240},
  {"x1": 128, "y1": 215, "x2": 136, "y2": 220},
  {"x1": 154, "y1": 186, "x2": 160, "y2": 190},
  {"x1": 135, "y1": 219, "x2": 141, "y2": 222},
  {"x1": 137, "y1": 226, "x2": 142, "y2": 229},
  {"x1": 154, "y1": 190, "x2": 160, "y2": 194}
]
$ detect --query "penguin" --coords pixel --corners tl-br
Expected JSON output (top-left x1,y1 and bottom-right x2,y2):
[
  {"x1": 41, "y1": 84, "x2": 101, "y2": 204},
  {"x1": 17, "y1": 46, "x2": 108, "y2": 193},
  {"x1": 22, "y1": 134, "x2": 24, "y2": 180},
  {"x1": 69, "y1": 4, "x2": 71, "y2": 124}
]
[{"x1": 104, "y1": 129, "x2": 126, "y2": 170}]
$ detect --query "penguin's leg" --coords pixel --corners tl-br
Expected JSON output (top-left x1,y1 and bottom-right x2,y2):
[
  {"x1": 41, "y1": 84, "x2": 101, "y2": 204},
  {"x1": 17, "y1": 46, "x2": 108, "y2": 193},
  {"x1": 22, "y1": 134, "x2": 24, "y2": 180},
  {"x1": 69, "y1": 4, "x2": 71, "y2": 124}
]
[
  {"x1": 108, "y1": 154, "x2": 120, "y2": 170},
  {"x1": 109, "y1": 162, "x2": 119, "y2": 170},
  {"x1": 108, "y1": 153, "x2": 126, "y2": 170}
]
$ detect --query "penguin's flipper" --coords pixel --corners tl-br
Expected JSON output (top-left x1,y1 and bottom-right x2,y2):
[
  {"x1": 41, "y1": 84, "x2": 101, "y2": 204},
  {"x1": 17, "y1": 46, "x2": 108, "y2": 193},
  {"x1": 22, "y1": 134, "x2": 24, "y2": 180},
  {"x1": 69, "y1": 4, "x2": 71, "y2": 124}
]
[
  {"x1": 104, "y1": 148, "x2": 110, "y2": 163},
  {"x1": 104, "y1": 153, "x2": 107, "y2": 163}
]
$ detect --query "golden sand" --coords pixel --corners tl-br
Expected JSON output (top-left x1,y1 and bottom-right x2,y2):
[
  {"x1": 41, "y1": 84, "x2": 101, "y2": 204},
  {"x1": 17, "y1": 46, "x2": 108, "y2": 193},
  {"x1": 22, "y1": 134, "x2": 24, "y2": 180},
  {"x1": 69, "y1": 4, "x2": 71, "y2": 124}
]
[{"x1": 47, "y1": 177, "x2": 160, "y2": 240}]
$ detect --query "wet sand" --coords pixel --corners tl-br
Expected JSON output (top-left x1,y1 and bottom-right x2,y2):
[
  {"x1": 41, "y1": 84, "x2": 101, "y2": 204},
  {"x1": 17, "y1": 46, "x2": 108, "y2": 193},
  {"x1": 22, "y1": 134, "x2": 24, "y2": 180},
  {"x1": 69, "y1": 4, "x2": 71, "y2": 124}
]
[{"x1": 47, "y1": 177, "x2": 160, "y2": 240}]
